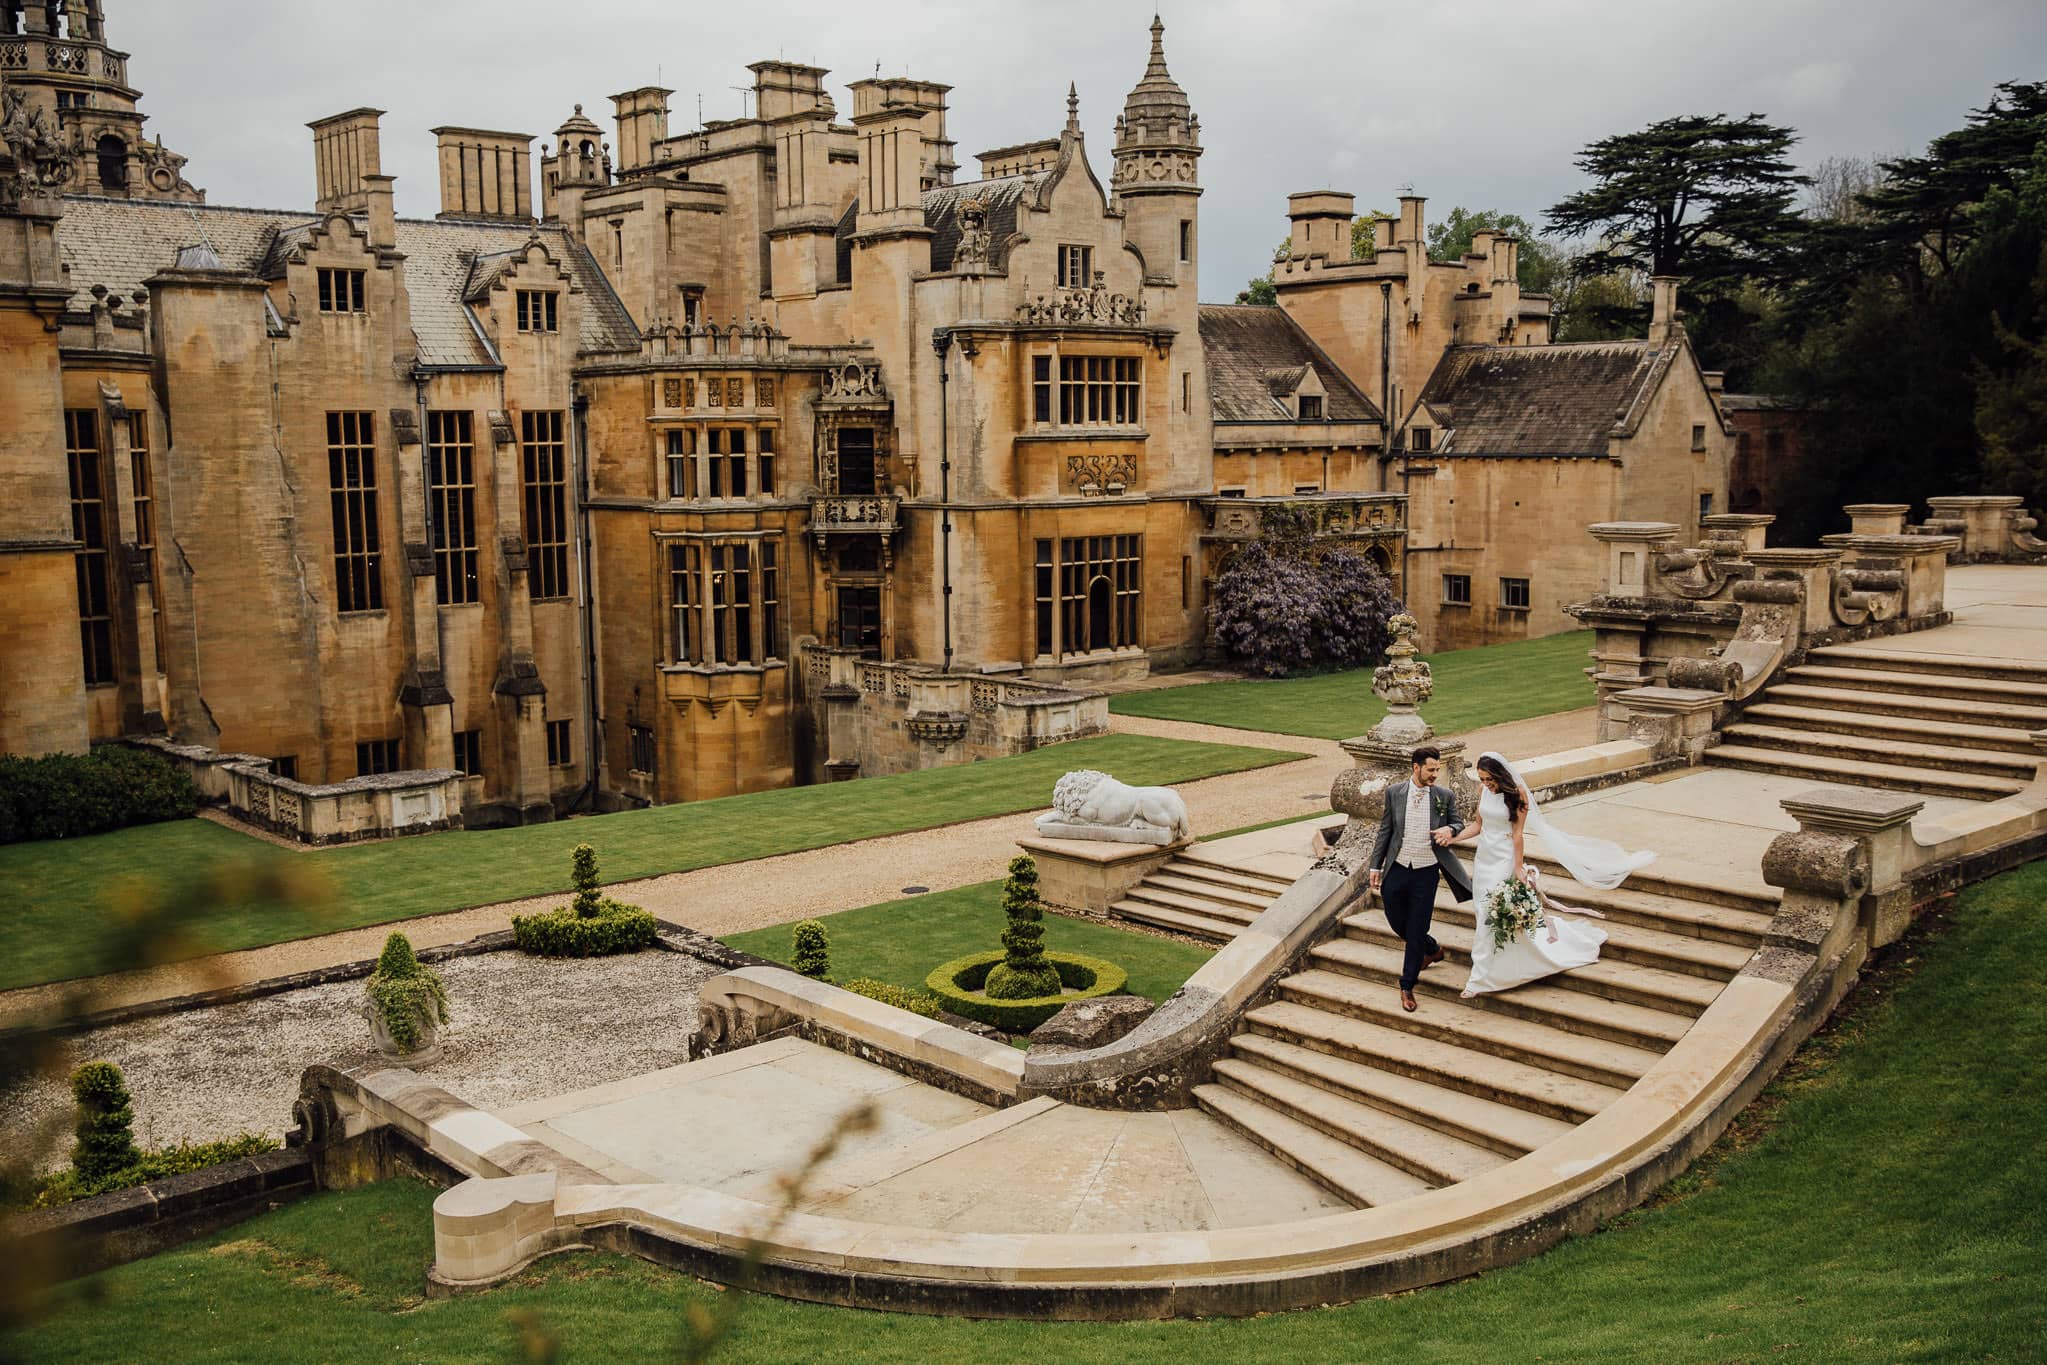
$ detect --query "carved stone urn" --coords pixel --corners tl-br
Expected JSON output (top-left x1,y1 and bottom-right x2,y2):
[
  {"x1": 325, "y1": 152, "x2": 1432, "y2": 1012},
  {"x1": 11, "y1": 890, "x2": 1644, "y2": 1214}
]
[{"x1": 1330, "y1": 612, "x2": 1475, "y2": 822}]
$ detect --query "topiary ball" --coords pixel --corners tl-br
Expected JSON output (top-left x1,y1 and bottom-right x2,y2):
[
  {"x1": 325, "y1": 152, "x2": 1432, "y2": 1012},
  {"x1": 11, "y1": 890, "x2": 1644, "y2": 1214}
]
[{"x1": 983, "y1": 961, "x2": 1062, "y2": 1000}]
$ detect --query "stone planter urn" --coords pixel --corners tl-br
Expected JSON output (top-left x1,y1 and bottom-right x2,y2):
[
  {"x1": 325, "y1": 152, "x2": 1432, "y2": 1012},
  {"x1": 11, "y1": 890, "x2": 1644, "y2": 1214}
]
[{"x1": 362, "y1": 999, "x2": 443, "y2": 1067}]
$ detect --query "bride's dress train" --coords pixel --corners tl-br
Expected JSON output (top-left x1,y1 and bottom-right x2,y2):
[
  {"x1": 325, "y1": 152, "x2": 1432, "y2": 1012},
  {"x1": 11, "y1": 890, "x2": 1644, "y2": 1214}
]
[{"x1": 1461, "y1": 754, "x2": 1656, "y2": 997}]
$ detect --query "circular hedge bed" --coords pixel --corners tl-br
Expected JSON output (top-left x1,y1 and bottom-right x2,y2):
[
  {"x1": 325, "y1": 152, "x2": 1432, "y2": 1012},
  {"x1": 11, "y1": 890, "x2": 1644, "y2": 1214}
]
[{"x1": 924, "y1": 950, "x2": 1128, "y2": 1032}]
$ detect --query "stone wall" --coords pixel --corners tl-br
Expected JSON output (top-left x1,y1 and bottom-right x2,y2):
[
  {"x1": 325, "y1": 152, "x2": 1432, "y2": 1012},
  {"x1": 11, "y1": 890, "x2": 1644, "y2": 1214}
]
[{"x1": 129, "y1": 736, "x2": 467, "y2": 844}]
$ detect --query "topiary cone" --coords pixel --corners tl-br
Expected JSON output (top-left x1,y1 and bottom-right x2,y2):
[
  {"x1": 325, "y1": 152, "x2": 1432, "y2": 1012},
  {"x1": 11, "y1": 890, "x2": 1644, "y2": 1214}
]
[{"x1": 70, "y1": 1060, "x2": 141, "y2": 1182}]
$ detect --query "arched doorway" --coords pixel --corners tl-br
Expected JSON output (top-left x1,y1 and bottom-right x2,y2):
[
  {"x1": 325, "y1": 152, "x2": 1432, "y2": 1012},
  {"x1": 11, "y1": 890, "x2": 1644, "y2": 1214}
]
[{"x1": 1087, "y1": 575, "x2": 1114, "y2": 651}]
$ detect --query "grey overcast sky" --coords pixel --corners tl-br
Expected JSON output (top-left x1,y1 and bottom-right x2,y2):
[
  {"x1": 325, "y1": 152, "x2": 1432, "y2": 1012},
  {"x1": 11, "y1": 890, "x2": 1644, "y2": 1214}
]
[{"x1": 118, "y1": 1, "x2": 2047, "y2": 302}]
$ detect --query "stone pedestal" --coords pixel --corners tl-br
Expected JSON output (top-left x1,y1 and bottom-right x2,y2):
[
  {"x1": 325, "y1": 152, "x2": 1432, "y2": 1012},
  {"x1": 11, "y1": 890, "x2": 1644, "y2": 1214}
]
[
  {"x1": 1331, "y1": 735, "x2": 1475, "y2": 822},
  {"x1": 1609, "y1": 685, "x2": 1723, "y2": 762},
  {"x1": 1772, "y1": 787, "x2": 1924, "y2": 951},
  {"x1": 1018, "y1": 834, "x2": 1184, "y2": 914}
]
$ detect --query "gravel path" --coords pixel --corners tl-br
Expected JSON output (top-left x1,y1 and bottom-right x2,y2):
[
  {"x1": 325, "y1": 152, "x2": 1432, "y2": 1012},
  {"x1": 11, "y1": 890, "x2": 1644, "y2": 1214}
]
[
  {"x1": 0, "y1": 707, "x2": 1595, "y2": 1025},
  {"x1": 1, "y1": 948, "x2": 724, "y2": 1176}
]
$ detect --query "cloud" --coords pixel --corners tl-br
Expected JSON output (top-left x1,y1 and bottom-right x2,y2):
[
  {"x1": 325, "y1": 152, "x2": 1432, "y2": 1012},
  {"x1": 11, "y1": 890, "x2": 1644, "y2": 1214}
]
[{"x1": 1776, "y1": 61, "x2": 1851, "y2": 110}]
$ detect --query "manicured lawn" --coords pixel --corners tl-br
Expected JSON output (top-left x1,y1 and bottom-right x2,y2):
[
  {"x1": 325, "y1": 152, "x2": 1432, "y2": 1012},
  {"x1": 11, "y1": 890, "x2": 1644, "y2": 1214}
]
[
  {"x1": 723, "y1": 880, "x2": 1215, "y2": 1008},
  {"x1": 11, "y1": 861, "x2": 2042, "y2": 1362},
  {"x1": 1111, "y1": 630, "x2": 1597, "y2": 740},
  {"x1": 0, "y1": 734, "x2": 1299, "y2": 994}
]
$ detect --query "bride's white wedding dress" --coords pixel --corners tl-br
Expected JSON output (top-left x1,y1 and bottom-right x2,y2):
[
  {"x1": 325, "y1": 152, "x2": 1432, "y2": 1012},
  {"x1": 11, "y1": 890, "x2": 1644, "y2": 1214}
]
[{"x1": 1462, "y1": 752, "x2": 1656, "y2": 997}]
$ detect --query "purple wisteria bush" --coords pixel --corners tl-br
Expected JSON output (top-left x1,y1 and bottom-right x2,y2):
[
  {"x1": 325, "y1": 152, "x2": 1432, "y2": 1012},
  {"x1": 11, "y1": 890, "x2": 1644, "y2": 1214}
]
[{"x1": 1208, "y1": 516, "x2": 1403, "y2": 676}]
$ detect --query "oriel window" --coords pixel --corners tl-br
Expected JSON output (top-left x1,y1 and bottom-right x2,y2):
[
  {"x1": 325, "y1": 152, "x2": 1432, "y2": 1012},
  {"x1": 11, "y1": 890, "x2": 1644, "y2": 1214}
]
[
  {"x1": 757, "y1": 426, "x2": 776, "y2": 495},
  {"x1": 666, "y1": 427, "x2": 697, "y2": 500},
  {"x1": 426, "y1": 411, "x2": 479, "y2": 605},
  {"x1": 327, "y1": 411, "x2": 383, "y2": 612},
  {"x1": 521, "y1": 410, "x2": 570, "y2": 600},
  {"x1": 1032, "y1": 355, "x2": 1053, "y2": 425},
  {"x1": 65, "y1": 410, "x2": 114, "y2": 685},
  {"x1": 1058, "y1": 356, "x2": 1141, "y2": 426}
]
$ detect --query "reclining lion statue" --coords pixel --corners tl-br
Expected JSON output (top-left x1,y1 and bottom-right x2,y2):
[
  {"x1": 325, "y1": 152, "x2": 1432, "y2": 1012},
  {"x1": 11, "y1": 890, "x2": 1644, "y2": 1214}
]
[{"x1": 1035, "y1": 769, "x2": 1191, "y2": 844}]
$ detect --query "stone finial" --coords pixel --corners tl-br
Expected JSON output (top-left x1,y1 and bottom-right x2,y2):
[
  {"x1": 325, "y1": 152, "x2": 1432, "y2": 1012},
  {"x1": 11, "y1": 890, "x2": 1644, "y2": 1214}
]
[
  {"x1": 1366, "y1": 613, "x2": 1434, "y2": 746},
  {"x1": 1065, "y1": 83, "x2": 1081, "y2": 136}
]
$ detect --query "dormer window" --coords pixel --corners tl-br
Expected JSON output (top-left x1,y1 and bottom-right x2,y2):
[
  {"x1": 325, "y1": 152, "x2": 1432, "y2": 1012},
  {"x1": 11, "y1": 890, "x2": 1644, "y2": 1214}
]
[
  {"x1": 317, "y1": 269, "x2": 366, "y2": 313},
  {"x1": 1411, "y1": 427, "x2": 1432, "y2": 453},
  {"x1": 1298, "y1": 395, "x2": 1324, "y2": 421},
  {"x1": 1056, "y1": 244, "x2": 1093, "y2": 289},
  {"x1": 517, "y1": 291, "x2": 559, "y2": 333}
]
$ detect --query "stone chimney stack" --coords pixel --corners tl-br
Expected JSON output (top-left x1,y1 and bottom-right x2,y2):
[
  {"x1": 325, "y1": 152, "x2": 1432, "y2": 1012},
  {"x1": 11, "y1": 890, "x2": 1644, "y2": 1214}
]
[
  {"x1": 1649, "y1": 275, "x2": 1681, "y2": 345},
  {"x1": 1287, "y1": 190, "x2": 1354, "y2": 260},
  {"x1": 611, "y1": 87, "x2": 672, "y2": 176},
  {"x1": 309, "y1": 108, "x2": 386, "y2": 215},
  {"x1": 431, "y1": 127, "x2": 535, "y2": 222}
]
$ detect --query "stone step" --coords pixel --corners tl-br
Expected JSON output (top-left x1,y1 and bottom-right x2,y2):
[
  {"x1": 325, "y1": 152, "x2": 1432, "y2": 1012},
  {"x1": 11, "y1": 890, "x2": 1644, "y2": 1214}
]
[
  {"x1": 1171, "y1": 853, "x2": 1297, "y2": 891},
  {"x1": 1805, "y1": 644, "x2": 2047, "y2": 685},
  {"x1": 1279, "y1": 969, "x2": 1663, "y2": 1089},
  {"x1": 1108, "y1": 899, "x2": 1241, "y2": 943},
  {"x1": 1499, "y1": 853, "x2": 1781, "y2": 919},
  {"x1": 1763, "y1": 683, "x2": 2047, "y2": 731},
  {"x1": 1212, "y1": 1058, "x2": 1511, "y2": 1187},
  {"x1": 1783, "y1": 663, "x2": 2047, "y2": 706},
  {"x1": 1443, "y1": 869, "x2": 1775, "y2": 948},
  {"x1": 1413, "y1": 896, "x2": 1752, "y2": 982},
  {"x1": 1141, "y1": 872, "x2": 1278, "y2": 912},
  {"x1": 1228, "y1": 1032, "x2": 1578, "y2": 1158},
  {"x1": 1308, "y1": 938, "x2": 1691, "y2": 1052},
  {"x1": 1343, "y1": 914, "x2": 1726, "y2": 1014},
  {"x1": 1741, "y1": 702, "x2": 2039, "y2": 754},
  {"x1": 1161, "y1": 858, "x2": 1297, "y2": 897},
  {"x1": 1244, "y1": 1001, "x2": 1628, "y2": 1124},
  {"x1": 1721, "y1": 722, "x2": 2039, "y2": 780},
  {"x1": 1192, "y1": 1082, "x2": 1435, "y2": 1209},
  {"x1": 1120, "y1": 885, "x2": 1262, "y2": 924},
  {"x1": 1704, "y1": 744, "x2": 2026, "y2": 801}
]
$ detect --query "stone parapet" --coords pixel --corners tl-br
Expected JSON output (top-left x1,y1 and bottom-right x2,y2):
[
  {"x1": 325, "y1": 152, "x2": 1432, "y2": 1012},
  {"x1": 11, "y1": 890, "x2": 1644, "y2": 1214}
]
[{"x1": 126, "y1": 736, "x2": 466, "y2": 843}]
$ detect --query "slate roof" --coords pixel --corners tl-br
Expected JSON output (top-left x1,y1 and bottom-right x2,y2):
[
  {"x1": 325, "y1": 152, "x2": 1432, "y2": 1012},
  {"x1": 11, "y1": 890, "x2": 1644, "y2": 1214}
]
[
  {"x1": 921, "y1": 171, "x2": 1050, "y2": 273},
  {"x1": 56, "y1": 196, "x2": 641, "y2": 366},
  {"x1": 1198, "y1": 305, "x2": 1381, "y2": 423},
  {"x1": 1413, "y1": 341, "x2": 1660, "y2": 457}
]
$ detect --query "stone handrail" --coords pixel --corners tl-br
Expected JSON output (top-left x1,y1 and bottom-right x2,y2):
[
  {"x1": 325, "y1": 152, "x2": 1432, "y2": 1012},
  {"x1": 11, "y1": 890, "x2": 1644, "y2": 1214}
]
[
  {"x1": 693, "y1": 966, "x2": 1026, "y2": 1106},
  {"x1": 1018, "y1": 820, "x2": 1376, "y2": 1107}
]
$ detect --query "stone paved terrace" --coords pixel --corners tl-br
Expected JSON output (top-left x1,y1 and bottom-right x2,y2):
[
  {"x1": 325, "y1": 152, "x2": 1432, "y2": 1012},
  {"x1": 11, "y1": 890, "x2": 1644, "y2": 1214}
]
[{"x1": 379, "y1": 563, "x2": 2047, "y2": 1317}]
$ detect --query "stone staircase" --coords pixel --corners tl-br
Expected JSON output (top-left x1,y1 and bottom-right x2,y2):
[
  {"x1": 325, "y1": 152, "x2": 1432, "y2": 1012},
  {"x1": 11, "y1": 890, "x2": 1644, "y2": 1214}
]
[
  {"x1": 1192, "y1": 857, "x2": 1775, "y2": 1207},
  {"x1": 1705, "y1": 645, "x2": 2046, "y2": 800},
  {"x1": 1111, "y1": 852, "x2": 1293, "y2": 941}
]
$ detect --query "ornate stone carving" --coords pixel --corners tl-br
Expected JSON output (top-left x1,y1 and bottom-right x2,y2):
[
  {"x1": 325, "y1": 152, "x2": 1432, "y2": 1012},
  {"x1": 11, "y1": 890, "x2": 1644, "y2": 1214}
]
[
  {"x1": 822, "y1": 360, "x2": 887, "y2": 402},
  {"x1": 1, "y1": 82, "x2": 76, "y2": 196},
  {"x1": 906, "y1": 710, "x2": 969, "y2": 744},
  {"x1": 970, "y1": 680, "x2": 1000, "y2": 715},
  {"x1": 1016, "y1": 271, "x2": 1147, "y2": 326},
  {"x1": 952, "y1": 197, "x2": 991, "y2": 270},
  {"x1": 1067, "y1": 453, "x2": 1137, "y2": 494},
  {"x1": 1034, "y1": 769, "x2": 1191, "y2": 846},
  {"x1": 1368, "y1": 613, "x2": 1434, "y2": 745},
  {"x1": 662, "y1": 377, "x2": 682, "y2": 408}
]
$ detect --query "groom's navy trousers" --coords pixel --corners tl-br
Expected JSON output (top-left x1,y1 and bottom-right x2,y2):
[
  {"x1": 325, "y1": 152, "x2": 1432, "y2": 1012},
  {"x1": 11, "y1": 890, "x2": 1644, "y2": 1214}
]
[{"x1": 1380, "y1": 862, "x2": 1442, "y2": 992}]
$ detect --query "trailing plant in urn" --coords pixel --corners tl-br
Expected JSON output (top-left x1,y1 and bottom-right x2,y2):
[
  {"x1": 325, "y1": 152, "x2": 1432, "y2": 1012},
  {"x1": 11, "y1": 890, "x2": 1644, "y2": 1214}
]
[
  {"x1": 984, "y1": 854, "x2": 1062, "y2": 1000},
  {"x1": 363, "y1": 931, "x2": 449, "y2": 1055},
  {"x1": 69, "y1": 1061, "x2": 141, "y2": 1182}
]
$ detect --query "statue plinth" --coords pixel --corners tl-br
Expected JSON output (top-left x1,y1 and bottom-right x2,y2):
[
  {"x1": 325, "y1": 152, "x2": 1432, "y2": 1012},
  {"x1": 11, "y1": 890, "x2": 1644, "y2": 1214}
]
[{"x1": 1329, "y1": 613, "x2": 1477, "y2": 822}]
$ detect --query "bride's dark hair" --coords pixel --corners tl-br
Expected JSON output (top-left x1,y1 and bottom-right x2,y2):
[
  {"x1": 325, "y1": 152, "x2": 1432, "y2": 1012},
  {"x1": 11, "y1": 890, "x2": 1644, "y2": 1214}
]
[{"x1": 1478, "y1": 755, "x2": 1526, "y2": 823}]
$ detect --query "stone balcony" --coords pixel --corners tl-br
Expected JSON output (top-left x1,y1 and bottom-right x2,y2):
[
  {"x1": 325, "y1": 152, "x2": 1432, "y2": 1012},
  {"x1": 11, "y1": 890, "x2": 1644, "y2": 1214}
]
[
  {"x1": 808, "y1": 494, "x2": 900, "y2": 556},
  {"x1": 0, "y1": 36, "x2": 127, "y2": 86}
]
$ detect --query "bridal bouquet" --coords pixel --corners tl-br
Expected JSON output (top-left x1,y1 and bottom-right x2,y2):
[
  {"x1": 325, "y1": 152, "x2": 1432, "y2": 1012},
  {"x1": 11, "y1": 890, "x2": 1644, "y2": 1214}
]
[{"x1": 1484, "y1": 878, "x2": 1547, "y2": 951}]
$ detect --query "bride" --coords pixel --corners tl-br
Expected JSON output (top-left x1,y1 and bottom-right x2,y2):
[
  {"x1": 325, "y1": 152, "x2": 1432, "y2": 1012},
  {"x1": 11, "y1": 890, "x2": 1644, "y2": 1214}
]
[{"x1": 1444, "y1": 751, "x2": 1655, "y2": 996}]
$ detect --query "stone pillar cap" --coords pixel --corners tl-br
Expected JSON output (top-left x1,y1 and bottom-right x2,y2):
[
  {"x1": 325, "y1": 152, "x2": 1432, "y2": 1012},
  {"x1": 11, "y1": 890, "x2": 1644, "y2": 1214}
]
[
  {"x1": 1842, "y1": 503, "x2": 1911, "y2": 514},
  {"x1": 1780, "y1": 788, "x2": 1924, "y2": 834},
  {"x1": 1587, "y1": 521, "x2": 1682, "y2": 541},
  {"x1": 1925, "y1": 495, "x2": 2024, "y2": 508}
]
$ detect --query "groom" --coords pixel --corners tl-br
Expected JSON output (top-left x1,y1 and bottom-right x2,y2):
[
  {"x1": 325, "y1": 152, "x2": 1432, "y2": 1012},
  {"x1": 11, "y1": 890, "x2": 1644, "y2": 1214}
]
[{"x1": 1367, "y1": 745, "x2": 1474, "y2": 1012}]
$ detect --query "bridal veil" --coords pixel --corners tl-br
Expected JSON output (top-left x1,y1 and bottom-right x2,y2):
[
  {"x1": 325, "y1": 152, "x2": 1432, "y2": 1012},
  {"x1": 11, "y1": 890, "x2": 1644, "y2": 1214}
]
[{"x1": 1480, "y1": 750, "x2": 1656, "y2": 890}]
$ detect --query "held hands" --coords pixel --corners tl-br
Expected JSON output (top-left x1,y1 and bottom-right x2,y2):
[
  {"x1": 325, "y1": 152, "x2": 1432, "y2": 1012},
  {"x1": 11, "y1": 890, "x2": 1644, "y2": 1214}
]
[{"x1": 1431, "y1": 825, "x2": 1458, "y2": 847}]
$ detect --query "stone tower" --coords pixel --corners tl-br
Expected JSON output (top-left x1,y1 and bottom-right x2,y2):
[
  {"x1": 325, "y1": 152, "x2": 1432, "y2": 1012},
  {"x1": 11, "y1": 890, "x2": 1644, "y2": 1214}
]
[
  {"x1": 1111, "y1": 16, "x2": 1209, "y2": 489},
  {"x1": 1111, "y1": 15, "x2": 1200, "y2": 291},
  {"x1": 0, "y1": 0, "x2": 200, "y2": 199},
  {"x1": 540, "y1": 105, "x2": 608, "y2": 230}
]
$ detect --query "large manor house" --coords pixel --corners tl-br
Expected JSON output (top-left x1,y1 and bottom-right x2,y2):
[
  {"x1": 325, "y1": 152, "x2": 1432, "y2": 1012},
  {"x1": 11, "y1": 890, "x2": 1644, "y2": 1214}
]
[{"x1": 0, "y1": 6, "x2": 1733, "y2": 820}]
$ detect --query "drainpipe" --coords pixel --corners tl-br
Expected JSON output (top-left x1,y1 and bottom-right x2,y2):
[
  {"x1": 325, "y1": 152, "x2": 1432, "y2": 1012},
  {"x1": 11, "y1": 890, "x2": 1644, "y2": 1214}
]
[
  {"x1": 570, "y1": 388, "x2": 601, "y2": 812},
  {"x1": 1378, "y1": 280, "x2": 1392, "y2": 493},
  {"x1": 932, "y1": 328, "x2": 954, "y2": 674}
]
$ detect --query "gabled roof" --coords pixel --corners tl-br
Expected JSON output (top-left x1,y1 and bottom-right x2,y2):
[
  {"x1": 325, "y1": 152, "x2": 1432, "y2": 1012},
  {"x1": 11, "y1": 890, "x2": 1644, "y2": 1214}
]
[
  {"x1": 56, "y1": 196, "x2": 641, "y2": 366},
  {"x1": 1411, "y1": 341, "x2": 1663, "y2": 456},
  {"x1": 1198, "y1": 305, "x2": 1381, "y2": 423},
  {"x1": 921, "y1": 170, "x2": 1051, "y2": 272}
]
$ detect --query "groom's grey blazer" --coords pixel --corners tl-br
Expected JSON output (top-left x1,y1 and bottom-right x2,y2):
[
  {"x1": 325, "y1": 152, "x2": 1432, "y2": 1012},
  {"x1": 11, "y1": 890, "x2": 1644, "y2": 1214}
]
[{"x1": 1368, "y1": 781, "x2": 1474, "y2": 902}]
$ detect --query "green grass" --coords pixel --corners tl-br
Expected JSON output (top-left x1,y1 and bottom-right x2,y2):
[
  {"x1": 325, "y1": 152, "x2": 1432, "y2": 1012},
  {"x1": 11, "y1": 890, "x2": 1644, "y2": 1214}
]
[
  {"x1": 0, "y1": 734, "x2": 1298, "y2": 994},
  {"x1": 723, "y1": 881, "x2": 1215, "y2": 1010},
  {"x1": 1111, "y1": 630, "x2": 1598, "y2": 741},
  {"x1": 12, "y1": 860, "x2": 2043, "y2": 1362}
]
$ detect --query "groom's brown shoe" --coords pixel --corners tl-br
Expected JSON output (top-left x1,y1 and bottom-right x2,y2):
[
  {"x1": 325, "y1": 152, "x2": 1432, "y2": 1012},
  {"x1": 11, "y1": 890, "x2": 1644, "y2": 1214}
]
[
  {"x1": 1400, "y1": 988, "x2": 1418, "y2": 1013},
  {"x1": 1421, "y1": 946, "x2": 1447, "y2": 971}
]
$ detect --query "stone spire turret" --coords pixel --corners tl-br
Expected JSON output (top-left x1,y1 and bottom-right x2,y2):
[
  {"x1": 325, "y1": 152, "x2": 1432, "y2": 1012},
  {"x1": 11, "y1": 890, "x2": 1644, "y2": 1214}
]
[{"x1": 1112, "y1": 14, "x2": 1200, "y2": 198}]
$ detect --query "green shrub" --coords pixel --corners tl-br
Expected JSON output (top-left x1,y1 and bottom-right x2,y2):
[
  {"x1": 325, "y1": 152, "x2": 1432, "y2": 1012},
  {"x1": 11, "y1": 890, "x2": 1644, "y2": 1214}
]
[
  {"x1": 69, "y1": 1061, "x2": 140, "y2": 1181},
  {"x1": 571, "y1": 843, "x2": 602, "y2": 918},
  {"x1": 363, "y1": 932, "x2": 449, "y2": 1052},
  {"x1": 26, "y1": 1133, "x2": 278, "y2": 1211},
  {"x1": 791, "y1": 919, "x2": 831, "y2": 979},
  {"x1": 925, "y1": 950, "x2": 1129, "y2": 1032},
  {"x1": 840, "y1": 978, "x2": 943, "y2": 1018},
  {"x1": 985, "y1": 854, "x2": 1061, "y2": 1000},
  {"x1": 512, "y1": 899, "x2": 658, "y2": 957},
  {"x1": 512, "y1": 843, "x2": 658, "y2": 957},
  {"x1": 0, "y1": 747, "x2": 198, "y2": 845}
]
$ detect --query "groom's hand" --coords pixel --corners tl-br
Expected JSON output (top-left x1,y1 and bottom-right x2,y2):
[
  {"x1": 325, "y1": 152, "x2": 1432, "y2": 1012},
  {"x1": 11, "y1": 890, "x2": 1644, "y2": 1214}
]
[
  {"x1": 1369, "y1": 869, "x2": 1382, "y2": 892},
  {"x1": 1432, "y1": 825, "x2": 1456, "y2": 846}
]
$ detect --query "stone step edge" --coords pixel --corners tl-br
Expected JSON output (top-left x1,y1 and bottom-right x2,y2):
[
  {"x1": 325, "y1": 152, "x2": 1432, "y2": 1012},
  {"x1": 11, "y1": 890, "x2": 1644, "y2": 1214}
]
[
  {"x1": 1190, "y1": 1083, "x2": 1430, "y2": 1209},
  {"x1": 1339, "y1": 917, "x2": 1725, "y2": 1011},
  {"x1": 1719, "y1": 723, "x2": 2039, "y2": 775},
  {"x1": 1704, "y1": 745, "x2": 2026, "y2": 798},
  {"x1": 1741, "y1": 702, "x2": 2039, "y2": 751},
  {"x1": 1213, "y1": 1058, "x2": 1506, "y2": 1188}
]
